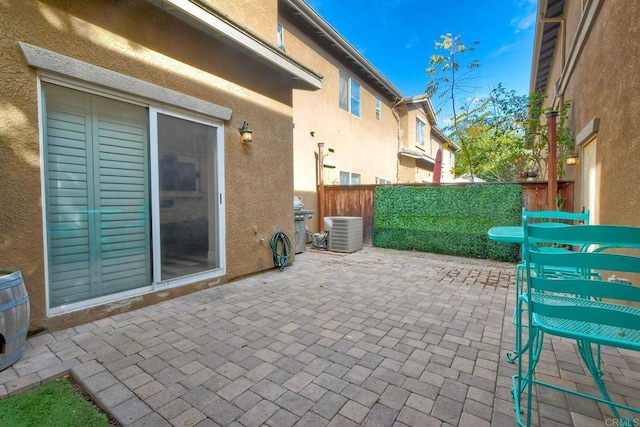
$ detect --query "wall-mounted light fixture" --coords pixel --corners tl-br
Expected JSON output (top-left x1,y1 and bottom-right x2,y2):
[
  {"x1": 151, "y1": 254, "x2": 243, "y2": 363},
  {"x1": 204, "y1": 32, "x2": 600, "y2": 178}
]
[
  {"x1": 239, "y1": 121, "x2": 253, "y2": 143},
  {"x1": 566, "y1": 153, "x2": 578, "y2": 165}
]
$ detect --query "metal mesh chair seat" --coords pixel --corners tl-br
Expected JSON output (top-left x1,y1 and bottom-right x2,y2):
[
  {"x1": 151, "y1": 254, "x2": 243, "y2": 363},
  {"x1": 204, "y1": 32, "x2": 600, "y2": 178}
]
[{"x1": 526, "y1": 293, "x2": 640, "y2": 351}]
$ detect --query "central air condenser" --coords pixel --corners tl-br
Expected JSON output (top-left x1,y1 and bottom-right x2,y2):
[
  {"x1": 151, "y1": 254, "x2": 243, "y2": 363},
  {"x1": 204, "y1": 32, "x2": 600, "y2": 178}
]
[{"x1": 324, "y1": 216, "x2": 363, "y2": 253}]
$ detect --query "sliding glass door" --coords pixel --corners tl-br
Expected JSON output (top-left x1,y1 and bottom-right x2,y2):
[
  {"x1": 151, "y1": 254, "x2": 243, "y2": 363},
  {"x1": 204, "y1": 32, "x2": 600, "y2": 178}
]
[
  {"x1": 43, "y1": 82, "x2": 225, "y2": 311},
  {"x1": 156, "y1": 113, "x2": 220, "y2": 280}
]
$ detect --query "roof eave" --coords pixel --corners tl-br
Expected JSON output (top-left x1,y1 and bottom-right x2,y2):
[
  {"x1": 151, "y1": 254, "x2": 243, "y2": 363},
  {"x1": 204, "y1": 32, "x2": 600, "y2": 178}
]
[
  {"x1": 146, "y1": 0, "x2": 322, "y2": 90},
  {"x1": 282, "y1": 0, "x2": 403, "y2": 101},
  {"x1": 530, "y1": 0, "x2": 566, "y2": 94}
]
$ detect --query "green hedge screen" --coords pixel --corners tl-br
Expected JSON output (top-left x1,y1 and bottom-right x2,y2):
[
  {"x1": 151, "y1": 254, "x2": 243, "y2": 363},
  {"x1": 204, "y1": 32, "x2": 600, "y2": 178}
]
[{"x1": 373, "y1": 184, "x2": 521, "y2": 262}]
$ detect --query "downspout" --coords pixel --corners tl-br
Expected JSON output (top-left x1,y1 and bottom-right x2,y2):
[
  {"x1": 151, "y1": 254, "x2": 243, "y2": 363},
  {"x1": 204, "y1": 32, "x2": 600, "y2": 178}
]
[
  {"x1": 317, "y1": 142, "x2": 325, "y2": 232},
  {"x1": 546, "y1": 111, "x2": 559, "y2": 210},
  {"x1": 392, "y1": 98, "x2": 403, "y2": 183}
]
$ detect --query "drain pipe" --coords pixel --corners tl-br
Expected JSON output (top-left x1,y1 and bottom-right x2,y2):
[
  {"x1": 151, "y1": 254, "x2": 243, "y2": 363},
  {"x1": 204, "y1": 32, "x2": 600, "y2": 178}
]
[
  {"x1": 317, "y1": 142, "x2": 325, "y2": 233},
  {"x1": 392, "y1": 98, "x2": 403, "y2": 182},
  {"x1": 546, "y1": 110, "x2": 558, "y2": 210}
]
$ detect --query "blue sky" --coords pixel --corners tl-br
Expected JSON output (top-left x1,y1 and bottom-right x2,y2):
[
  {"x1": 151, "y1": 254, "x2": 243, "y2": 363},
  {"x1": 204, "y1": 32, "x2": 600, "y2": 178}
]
[{"x1": 306, "y1": 0, "x2": 538, "y2": 119}]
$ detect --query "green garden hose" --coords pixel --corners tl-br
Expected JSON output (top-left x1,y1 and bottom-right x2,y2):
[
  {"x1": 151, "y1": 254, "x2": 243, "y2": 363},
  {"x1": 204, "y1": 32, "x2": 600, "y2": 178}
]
[{"x1": 270, "y1": 231, "x2": 292, "y2": 270}]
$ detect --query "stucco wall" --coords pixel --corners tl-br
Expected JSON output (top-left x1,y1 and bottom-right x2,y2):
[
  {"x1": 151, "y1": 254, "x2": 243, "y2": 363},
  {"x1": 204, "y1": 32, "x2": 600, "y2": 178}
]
[
  {"x1": 202, "y1": 0, "x2": 278, "y2": 45},
  {"x1": 0, "y1": 0, "x2": 298, "y2": 331},
  {"x1": 540, "y1": 0, "x2": 640, "y2": 227},
  {"x1": 280, "y1": 14, "x2": 400, "y2": 231}
]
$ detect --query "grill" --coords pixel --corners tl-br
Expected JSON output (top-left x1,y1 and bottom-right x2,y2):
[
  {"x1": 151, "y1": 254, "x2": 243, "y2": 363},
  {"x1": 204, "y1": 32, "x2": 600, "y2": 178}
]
[
  {"x1": 294, "y1": 210, "x2": 314, "y2": 222},
  {"x1": 294, "y1": 197, "x2": 314, "y2": 254}
]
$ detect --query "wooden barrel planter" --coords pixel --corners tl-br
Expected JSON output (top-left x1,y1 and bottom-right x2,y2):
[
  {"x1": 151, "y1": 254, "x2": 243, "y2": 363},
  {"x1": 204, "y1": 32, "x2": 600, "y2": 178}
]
[{"x1": 0, "y1": 269, "x2": 30, "y2": 371}]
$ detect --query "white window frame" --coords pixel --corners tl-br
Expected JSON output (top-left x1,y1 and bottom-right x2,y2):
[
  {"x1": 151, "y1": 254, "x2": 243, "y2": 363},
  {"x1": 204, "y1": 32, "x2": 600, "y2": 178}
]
[
  {"x1": 375, "y1": 98, "x2": 381, "y2": 121},
  {"x1": 375, "y1": 177, "x2": 392, "y2": 184},
  {"x1": 339, "y1": 70, "x2": 361, "y2": 118},
  {"x1": 38, "y1": 74, "x2": 226, "y2": 316},
  {"x1": 149, "y1": 107, "x2": 226, "y2": 290},
  {"x1": 340, "y1": 171, "x2": 361, "y2": 185},
  {"x1": 416, "y1": 118, "x2": 426, "y2": 148},
  {"x1": 277, "y1": 23, "x2": 285, "y2": 51}
]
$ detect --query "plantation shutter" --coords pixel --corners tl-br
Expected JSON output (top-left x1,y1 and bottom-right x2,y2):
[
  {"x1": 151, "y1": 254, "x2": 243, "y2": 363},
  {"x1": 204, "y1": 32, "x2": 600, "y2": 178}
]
[
  {"x1": 44, "y1": 83, "x2": 151, "y2": 307},
  {"x1": 94, "y1": 96, "x2": 151, "y2": 295}
]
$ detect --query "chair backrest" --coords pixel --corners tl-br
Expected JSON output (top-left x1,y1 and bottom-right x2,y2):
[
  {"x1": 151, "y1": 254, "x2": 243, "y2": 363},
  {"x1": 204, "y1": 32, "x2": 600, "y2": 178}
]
[
  {"x1": 522, "y1": 209, "x2": 590, "y2": 254},
  {"x1": 522, "y1": 208, "x2": 589, "y2": 225},
  {"x1": 523, "y1": 221, "x2": 640, "y2": 329}
]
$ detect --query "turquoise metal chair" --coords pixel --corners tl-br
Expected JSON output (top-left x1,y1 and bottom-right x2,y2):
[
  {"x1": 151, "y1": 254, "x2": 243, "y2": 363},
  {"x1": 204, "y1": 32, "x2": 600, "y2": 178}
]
[
  {"x1": 507, "y1": 209, "x2": 590, "y2": 363},
  {"x1": 513, "y1": 222, "x2": 640, "y2": 426}
]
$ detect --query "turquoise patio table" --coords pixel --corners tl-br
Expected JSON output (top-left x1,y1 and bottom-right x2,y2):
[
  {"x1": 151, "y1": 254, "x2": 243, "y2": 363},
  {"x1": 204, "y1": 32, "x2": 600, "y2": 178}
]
[
  {"x1": 487, "y1": 226, "x2": 523, "y2": 244},
  {"x1": 488, "y1": 222, "x2": 574, "y2": 245}
]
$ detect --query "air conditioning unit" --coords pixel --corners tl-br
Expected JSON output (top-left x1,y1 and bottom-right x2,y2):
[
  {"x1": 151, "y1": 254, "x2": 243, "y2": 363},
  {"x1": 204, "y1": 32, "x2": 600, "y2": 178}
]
[{"x1": 324, "y1": 216, "x2": 363, "y2": 253}]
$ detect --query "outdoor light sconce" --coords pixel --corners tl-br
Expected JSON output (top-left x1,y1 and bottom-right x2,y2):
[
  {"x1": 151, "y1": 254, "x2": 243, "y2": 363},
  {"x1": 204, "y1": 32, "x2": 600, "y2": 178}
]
[
  {"x1": 566, "y1": 153, "x2": 578, "y2": 165},
  {"x1": 239, "y1": 121, "x2": 253, "y2": 143}
]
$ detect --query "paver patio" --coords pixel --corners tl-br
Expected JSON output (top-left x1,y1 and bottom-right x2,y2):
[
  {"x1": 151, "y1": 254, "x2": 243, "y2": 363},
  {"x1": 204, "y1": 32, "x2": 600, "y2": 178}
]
[{"x1": 1, "y1": 247, "x2": 638, "y2": 426}]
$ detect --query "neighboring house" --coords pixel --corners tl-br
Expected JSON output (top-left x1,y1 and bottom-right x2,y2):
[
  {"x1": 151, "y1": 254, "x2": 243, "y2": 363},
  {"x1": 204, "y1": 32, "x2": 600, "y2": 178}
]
[
  {"x1": 396, "y1": 95, "x2": 459, "y2": 184},
  {"x1": 0, "y1": 0, "x2": 321, "y2": 331},
  {"x1": 531, "y1": 0, "x2": 640, "y2": 226},
  {"x1": 278, "y1": 0, "x2": 456, "y2": 230}
]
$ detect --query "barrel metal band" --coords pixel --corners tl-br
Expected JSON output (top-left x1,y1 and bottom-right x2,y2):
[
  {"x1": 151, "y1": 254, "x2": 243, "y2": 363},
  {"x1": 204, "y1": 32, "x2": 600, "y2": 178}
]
[
  {"x1": 0, "y1": 294, "x2": 29, "y2": 312},
  {"x1": 4, "y1": 325, "x2": 29, "y2": 344},
  {"x1": 0, "y1": 272, "x2": 23, "y2": 291}
]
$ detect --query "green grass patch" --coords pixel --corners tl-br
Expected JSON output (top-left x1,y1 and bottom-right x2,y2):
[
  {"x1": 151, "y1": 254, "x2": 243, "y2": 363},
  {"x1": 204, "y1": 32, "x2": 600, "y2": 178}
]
[{"x1": 0, "y1": 376, "x2": 113, "y2": 427}]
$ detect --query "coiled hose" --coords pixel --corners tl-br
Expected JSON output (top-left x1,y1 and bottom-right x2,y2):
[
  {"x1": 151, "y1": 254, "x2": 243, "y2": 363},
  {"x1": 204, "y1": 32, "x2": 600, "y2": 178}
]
[{"x1": 270, "y1": 231, "x2": 292, "y2": 270}]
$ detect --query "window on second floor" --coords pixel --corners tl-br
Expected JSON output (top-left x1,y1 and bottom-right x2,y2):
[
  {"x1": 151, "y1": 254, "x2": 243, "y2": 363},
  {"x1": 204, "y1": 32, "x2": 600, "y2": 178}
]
[
  {"x1": 375, "y1": 177, "x2": 392, "y2": 184},
  {"x1": 416, "y1": 119, "x2": 426, "y2": 148},
  {"x1": 340, "y1": 171, "x2": 361, "y2": 185},
  {"x1": 375, "y1": 98, "x2": 381, "y2": 121},
  {"x1": 277, "y1": 23, "x2": 285, "y2": 51},
  {"x1": 339, "y1": 70, "x2": 361, "y2": 117}
]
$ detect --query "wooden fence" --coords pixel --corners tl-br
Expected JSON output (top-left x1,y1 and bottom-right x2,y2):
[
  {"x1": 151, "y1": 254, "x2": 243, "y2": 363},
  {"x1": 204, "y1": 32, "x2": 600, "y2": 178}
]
[{"x1": 322, "y1": 181, "x2": 575, "y2": 245}]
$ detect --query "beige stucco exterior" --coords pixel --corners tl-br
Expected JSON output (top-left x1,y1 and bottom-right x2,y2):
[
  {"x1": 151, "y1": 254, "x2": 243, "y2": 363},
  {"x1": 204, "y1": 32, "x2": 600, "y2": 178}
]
[
  {"x1": 278, "y1": 1, "x2": 456, "y2": 230},
  {"x1": 531, "y1": 0, "x2": 640, "y2": 227},
  {"x1": 0, "y1": 0, "x2": 318, "y2": 331},
  {"x1": 2, "y1": 0, "x2": 456, "y2": 332},
  {"x1": 395, "y1": 102, "x2": 456, "y2": 184},
  {"x1": 201, "y1": 0, "x2": 279, "y2": 45}
]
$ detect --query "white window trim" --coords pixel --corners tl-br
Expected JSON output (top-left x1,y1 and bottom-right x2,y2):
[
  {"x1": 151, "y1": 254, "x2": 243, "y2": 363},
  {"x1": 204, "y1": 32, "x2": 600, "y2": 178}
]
[
  {"x1": 339, "y1": 70, "x2": 361, "y2": 118},
  {"x1": 340, "y1": 171, "x2": 361, "y2": 185},
  {"x1": 149, "y1": 107, "x2": 226, "y2": 290},
  {"x1": 277, "y1": 23, "x2": 285, "y2": 51},
  {"x1": 416, "y1": 118, "x2": 426, "y2": 149},
  {"x1": 38, "y1": 74, "x2": 227, "y2": 316},
  {"x1": 375, "y1": 98, "x2": 381, "y2": 121}
]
